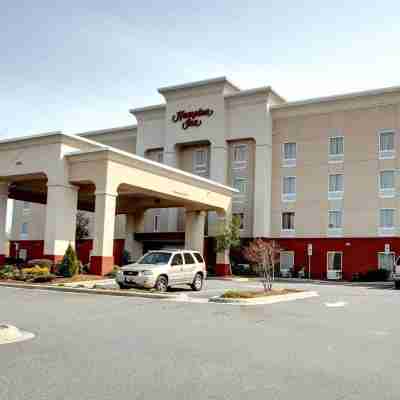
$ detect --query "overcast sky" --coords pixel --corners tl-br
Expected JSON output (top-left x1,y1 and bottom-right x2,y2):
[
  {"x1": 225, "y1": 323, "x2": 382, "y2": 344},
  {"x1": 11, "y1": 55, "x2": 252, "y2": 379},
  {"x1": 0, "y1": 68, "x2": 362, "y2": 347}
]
[{"x1": 1, "y1": 1, "x2": 400, "y2": 139}]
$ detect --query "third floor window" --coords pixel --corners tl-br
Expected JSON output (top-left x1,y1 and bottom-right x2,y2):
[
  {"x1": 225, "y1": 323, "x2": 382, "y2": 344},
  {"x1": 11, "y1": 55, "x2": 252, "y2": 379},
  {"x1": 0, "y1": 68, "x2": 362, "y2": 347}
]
[
  {"x1": 379, "y1": 131, "x2": 395, "y2": 158},
  {"x1": 282, "y1": 142, "x2": 296, "y2": 167},
  {"x1": 329, "y1": 136, "x2": 344, "y2": 161},
  {"x1": 233, "y1": 144, "x2": 248, "y2": 167}
]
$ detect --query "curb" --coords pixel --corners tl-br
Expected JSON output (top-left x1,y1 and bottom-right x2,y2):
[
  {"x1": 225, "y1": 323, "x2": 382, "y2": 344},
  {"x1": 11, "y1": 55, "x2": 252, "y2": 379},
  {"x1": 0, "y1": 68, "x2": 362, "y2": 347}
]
[
  {"x1": 209, "y1": 290, "x2": 319, "y2": 305},
  {"x1": 0, "y1": 282, "x2": 178, "y2": 300}
]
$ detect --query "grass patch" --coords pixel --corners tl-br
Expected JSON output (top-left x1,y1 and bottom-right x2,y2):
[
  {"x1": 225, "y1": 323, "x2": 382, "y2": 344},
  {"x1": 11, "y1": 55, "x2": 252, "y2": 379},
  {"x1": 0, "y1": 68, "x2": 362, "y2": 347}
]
[{"x1": 221, "y1": 288, "x2": 301, "y2": 299}]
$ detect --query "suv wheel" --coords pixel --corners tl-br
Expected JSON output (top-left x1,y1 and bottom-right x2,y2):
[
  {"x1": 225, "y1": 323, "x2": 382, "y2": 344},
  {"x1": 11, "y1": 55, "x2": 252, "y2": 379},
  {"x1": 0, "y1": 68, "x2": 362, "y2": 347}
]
[
  {"x1": 155, "y1": 276, "x2": 168, "y2": 292},
  {"x1": 395, "y1": 280, "x2": 400, "y2": 290},
  {"x1": 191, "y1": 273, "x2": 203, "y2": 291}
]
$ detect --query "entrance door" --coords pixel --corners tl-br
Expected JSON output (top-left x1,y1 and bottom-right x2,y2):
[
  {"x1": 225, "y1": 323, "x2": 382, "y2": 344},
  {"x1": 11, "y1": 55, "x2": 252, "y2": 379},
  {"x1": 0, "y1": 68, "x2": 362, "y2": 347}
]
[
  {"x1": 327, "y1": 251, "x2": 342, "y2": 280},
  {"x1": 280, "y1": 251, "x2": 294, "y2": 277}
]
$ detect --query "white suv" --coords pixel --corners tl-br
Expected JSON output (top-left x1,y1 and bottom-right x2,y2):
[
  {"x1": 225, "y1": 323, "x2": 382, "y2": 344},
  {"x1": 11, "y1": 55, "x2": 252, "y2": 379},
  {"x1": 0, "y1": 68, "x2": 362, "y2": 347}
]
[{"x1": 116, "y1": 250, "x2": 207, "y2": 292}]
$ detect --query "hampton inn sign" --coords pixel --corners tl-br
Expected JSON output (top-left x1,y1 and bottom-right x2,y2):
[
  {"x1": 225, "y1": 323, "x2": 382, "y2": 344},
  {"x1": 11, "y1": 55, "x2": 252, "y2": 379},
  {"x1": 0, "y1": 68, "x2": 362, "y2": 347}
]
[{"x1": 172, "y1": 108, "x2": 214, "y2": 129}]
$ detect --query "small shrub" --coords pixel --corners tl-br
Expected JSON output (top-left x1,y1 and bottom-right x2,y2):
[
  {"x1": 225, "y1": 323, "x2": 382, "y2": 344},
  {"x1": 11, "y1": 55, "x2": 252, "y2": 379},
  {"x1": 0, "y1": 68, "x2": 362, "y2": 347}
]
[
  {"x1": 58, "y1": 245, "x2": 80, "y2": 278},
  {"x1": 357, "y1": 268, "x2": 391, "y2": 282},
  {"x1": 0, "y1": 265, "x2": 19, "y2": 280}
]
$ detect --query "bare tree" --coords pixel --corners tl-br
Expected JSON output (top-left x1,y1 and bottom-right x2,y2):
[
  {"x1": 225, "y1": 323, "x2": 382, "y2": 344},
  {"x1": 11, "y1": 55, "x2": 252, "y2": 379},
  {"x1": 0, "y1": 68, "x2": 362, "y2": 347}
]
[
  {"x1": 243, "y1": 239, "x2": 281, "y2": 291},
  {"x1": 76, "y1": 211, "x2": 90, "y2": 241}
]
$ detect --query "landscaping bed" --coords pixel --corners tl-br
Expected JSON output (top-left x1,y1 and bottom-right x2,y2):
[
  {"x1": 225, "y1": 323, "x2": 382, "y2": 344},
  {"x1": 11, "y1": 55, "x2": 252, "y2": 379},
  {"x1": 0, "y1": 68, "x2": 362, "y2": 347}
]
[{"x1": 221, "y1": 288, "x2": 301, "y2": 299}]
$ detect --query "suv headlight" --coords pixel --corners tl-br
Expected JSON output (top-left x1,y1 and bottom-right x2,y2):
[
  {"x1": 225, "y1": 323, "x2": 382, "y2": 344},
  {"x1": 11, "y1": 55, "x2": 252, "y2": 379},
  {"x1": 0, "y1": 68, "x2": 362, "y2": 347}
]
[{"x1": 142, "y1": 270, "x2": 153, "y2": 276}]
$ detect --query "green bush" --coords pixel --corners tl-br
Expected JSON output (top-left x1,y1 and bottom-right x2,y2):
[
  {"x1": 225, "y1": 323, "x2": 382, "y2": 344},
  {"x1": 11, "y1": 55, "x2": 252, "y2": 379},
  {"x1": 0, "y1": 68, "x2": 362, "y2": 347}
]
[
  {"x1": 357, "y1": 268, "x2": 391, "y2": 282},
  {"x1": 0, "y1": 265, "x2": 19, "y2": 280},
  {"x1": 58, "y1": 245, "x2": 80, "y2": 278}
]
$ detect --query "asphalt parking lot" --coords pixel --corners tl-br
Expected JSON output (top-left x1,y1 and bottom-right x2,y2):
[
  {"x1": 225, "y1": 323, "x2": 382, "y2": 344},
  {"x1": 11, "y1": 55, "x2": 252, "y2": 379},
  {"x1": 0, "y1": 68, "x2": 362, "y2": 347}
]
[{"x1": 1, "y1": 280, "x2": 400, "y2": 400}]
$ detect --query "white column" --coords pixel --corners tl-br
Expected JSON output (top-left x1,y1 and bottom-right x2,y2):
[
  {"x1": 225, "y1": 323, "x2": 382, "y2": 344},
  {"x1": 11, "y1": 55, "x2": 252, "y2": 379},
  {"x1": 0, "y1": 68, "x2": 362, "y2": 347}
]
[
  {"x1": 124, "y1": 210, "x2": 145, "y2": 262},
  {"x1": 91, "y1": 192, "x2": 117, "y2": 275},
  {"x1": 44, "y1": 184, "x2": 78, "y2": 262},
  {"x1": 164, "y1": 148, "x2": 179, "y2": 231},
  {"x1": 253, "y1": 144, "x2": 272, "y2": 237},
  {"x1": 215, "y1": 209, "x2": 232, "y2": 276},
  {"x1": 0, "y1": 183, "x2": 8, "y2": 264},
  {"x1": 185, "y1": 211, "x2": 206, "y2": 253}
]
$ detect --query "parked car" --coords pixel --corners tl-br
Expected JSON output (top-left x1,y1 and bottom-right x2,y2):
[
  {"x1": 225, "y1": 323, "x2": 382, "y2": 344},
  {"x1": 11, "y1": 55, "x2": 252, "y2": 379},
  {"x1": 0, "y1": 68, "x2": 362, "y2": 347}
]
[
  {"x1": 393, "y1": 256, "x2": 400, "y2": 289},
  {"x1": 116, "y1": 250, "x2": 206, "y2": 292}
]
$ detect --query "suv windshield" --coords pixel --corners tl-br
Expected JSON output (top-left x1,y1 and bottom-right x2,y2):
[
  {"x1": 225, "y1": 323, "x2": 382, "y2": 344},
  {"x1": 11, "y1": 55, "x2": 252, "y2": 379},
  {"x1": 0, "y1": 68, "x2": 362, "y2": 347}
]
[{"x1": 137, "y1": 252, "x2": 172, "y2": 265}]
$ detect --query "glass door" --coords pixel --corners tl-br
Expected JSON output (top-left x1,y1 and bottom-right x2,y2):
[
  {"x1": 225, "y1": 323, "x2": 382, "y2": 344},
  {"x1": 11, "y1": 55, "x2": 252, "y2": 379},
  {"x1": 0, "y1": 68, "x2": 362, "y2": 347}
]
[{"x1": 327, "y1": 251, "x2": 342, "y2": 280}]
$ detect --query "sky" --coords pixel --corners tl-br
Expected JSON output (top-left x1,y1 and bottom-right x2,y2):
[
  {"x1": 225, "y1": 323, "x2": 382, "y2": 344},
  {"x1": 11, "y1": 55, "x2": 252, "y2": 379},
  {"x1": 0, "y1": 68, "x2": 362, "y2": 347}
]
[{"x1": 1, "y1": 1, "x2": 400, "y2": 139}]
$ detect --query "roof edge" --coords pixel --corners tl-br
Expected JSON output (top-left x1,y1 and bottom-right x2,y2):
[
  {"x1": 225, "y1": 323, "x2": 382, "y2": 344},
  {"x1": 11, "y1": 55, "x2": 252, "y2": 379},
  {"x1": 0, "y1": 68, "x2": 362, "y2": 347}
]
[
  {"x1": 271, "y1": 84, "x2": 400, "y2": 111},
  {"x1": 158, "y1": 76, "x2": 240, "y2": 95}
]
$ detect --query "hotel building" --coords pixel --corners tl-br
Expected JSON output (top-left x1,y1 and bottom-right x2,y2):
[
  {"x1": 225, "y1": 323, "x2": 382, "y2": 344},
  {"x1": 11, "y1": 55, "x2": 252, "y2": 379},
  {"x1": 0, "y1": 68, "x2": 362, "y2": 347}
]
[{"x1": 5, "y1": 76, "x2": 400, "y2": 279}]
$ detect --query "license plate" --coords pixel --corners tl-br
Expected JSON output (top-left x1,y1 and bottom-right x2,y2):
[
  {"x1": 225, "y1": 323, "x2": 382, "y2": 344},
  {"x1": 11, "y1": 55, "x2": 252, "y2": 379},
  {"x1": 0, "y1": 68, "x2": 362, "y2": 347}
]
[{"x1": 125, "y1": 277, "x2": 136, "y2": 283}]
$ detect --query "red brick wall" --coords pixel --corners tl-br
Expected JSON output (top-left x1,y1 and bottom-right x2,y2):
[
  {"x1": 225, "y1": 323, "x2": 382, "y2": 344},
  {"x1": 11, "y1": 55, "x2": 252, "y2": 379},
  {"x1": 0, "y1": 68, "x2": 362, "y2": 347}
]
[
  {"x1": 275, "y1": 237, "x2": 399, "y2": 280},
  {"x1": 10, "y1": 239, "x2": 126, "y2": 266}
]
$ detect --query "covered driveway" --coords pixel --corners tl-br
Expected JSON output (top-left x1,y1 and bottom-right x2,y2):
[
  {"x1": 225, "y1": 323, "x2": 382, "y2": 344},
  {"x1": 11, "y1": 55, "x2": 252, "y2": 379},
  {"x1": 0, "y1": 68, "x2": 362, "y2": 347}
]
[{"x1": 0, "y1": 132, "x2": 235, "y2": 275}]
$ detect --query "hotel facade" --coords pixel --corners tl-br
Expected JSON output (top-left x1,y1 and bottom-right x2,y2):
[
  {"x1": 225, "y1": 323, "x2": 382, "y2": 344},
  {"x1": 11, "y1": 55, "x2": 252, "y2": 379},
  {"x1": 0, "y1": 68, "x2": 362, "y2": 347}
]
[{"x1": 4, "y1": 77, "x2": 400, "y2": 279}]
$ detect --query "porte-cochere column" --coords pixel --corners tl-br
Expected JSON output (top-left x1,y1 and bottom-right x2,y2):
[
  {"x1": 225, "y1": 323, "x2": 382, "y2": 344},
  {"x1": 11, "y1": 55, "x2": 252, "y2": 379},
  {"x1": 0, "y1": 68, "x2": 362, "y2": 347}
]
[
  {"x1": 90, "y1": 191, "x2": 117, "y2": 275},
  {"x1": 0, "y1": 183, "x2": 8, "y2": 265},
  {"x1": 44, "y1": 184, "x2": 78, "y2": 263}
]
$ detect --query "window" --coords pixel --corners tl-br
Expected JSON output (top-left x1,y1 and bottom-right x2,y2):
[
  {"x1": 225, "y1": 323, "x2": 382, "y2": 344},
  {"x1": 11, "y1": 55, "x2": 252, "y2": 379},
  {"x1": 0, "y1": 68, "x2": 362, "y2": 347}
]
[
  {"x1": 171, "y1": 254, "x2": 184, "y2": 266},
  {"x1": 329, "y1": 136, "x2": 344, "y2": 162},
  {"x1": 233, "y1": 213, "x2": 245, "y2": 230},
  {"x1": 379, "y1": 170, "x2": 395, "y2": 197},
  {"x1": 282, "y1": 142, "x2": 296, "y2": 167},
  {"x1": 183, "y1": 252, "x2": 196, "y2": 264},
  {"x1": 153, "y1": 215, "x2": 160, "y2": 232},
  {"x1": 193, "y1": 252, "x2": 204, "y2": 263},
  {"x1": 379, "y1": 130, "x2": 395, "y2": 159},
  {"x1": 379, "y1": 209, "x2": 395, "y2": 236},
  {"x1": 156, "y1": 151, "x2": 163, "y2": 163},
  {"x1": 146, "y1": 149, "x2": 163, "y2": 163},
  {"x1": 22, "y1": 201, "x2": 31, "y2": 215},
  {"x1": 327, "y1": 251, "x2": 342, "y2": 280},
  {"x1": 233, "y1": 176, "x2": 248, "y2": 195},
  {"x1": 20, "y1": 222, "x2": 28, "y2": 240},
  {"x1": 328, "y1": 174, "x2": 344, "y2": 199},
  {"x1": 282, "y1": 212, "x2": 295, "y2": 231},
  {"x1": 280, "y1": 251, "x2": 294, "y2": 275},
  {"x1": 328, "y1": 210, "x2": 342, "y2": 229},
  {"x1": 233, "y1": 144, "x2": 248, "y2": 167},
  {"x1": 380, "y1": 209, "x2": 395, "y2": 228},
  {"x1": 193, "y1": 149, "x2": 208, "y2": 175},
  {"x1": 282, "y1": 176, "x2": 296, "y2": 201},
  {"x1": 378, "y1": 252, "x2": 395, "y2": 271}
]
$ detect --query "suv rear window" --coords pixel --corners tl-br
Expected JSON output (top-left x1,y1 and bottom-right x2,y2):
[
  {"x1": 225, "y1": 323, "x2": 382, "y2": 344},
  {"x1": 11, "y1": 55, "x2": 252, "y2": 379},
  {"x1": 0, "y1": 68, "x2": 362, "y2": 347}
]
[
  {"x1": 183, "y1": 252, "x2": 196, "y2": 264},
  {"x1": 193, "y1": 253, "x2": 204, "y2": 263}
]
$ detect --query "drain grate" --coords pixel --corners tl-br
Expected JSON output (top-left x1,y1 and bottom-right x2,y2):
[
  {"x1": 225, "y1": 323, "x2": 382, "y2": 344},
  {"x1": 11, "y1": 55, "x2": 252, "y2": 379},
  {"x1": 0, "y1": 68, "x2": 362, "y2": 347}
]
[{"x1": 0, "y1": 324, "x2": 35, "y2": 345}]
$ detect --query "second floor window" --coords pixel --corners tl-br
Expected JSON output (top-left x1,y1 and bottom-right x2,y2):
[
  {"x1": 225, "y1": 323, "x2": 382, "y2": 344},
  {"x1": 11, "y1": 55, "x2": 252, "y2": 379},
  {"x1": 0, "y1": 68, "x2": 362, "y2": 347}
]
[
  {"x1": 328, "y1": 210, "x2": 342, "y2": 229},
  {"x1": 282, "y1": 176, "x2": 296, "y2": 201},
  {"x1": 233, "y1": 213, "x2": 245, "y2": 230},
  {"x1": 153, "y1": 215, "x2": 160, "y2": 232},
  {"x1": 282, "y1": 212, "x2": 295, "y2": 231},
  {"x1": 380, "y1": 170, "x2": 395, "y2": 190},
  {"x1": 329, "y1": 174, "x2": 344, "y2": 193},
  {"x1": 233, "y1": 176, "x2": 248, "y2": 195},
  {"x1": 329, "y1": 137, "x2": 344, "y2": 158},
  {"x1": 193, "y1": 149, "x2": 207, "y2": 175},
  {"x1": 380, "y1": 209, "x2": 395, "y2": 228},
  {"x1": 283, "y1": 143, "x2": 296, "y2": 162}
]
